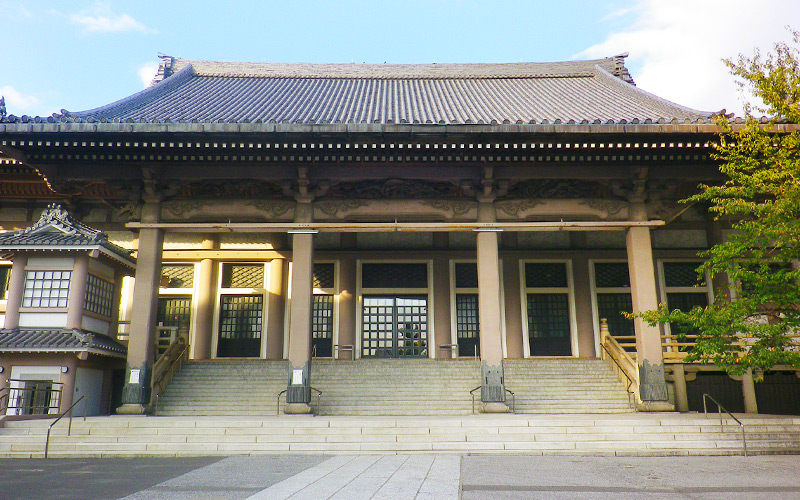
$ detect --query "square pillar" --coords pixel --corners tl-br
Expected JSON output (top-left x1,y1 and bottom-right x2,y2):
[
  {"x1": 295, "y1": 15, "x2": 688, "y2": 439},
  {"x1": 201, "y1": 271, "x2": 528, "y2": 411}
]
[
  {"x1": 626, "y1": 225, "x2": 670, "y2": 406},
  {"x1": 117, "y1": 227, "x2": 164, "y2": 414},
  {"x1": 65, "y1": 254, "x2": 90, "y2": 329},
  {"x1": 476, "y1": 228, "x2": 507, "y2": 412},
  {"x1": 265, "y1": 257, "x2": 288, "y2": 360},
  {"x1": 192, "y1": 235, "x2": 218, "y2": 360},
  {"x1": 285, "y1": 230, "x2": 314, "y2": 413}
]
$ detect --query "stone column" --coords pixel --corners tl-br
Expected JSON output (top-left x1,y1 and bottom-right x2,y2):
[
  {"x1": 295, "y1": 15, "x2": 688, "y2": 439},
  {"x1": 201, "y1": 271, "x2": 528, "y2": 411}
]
[
  {"x1": 476, "y1": 201, "x2": 507, "y2": 412},
  {"x1": 3, "y1": 254, "x2": 27, "y2": 329},
  {"x1": 285, "y1": 202, "x2": 314, "y2": 414},
  {"x1": 502, "y1": 257, "x2": 524, "y2": 358},
  {"x1": 671, "y1": 363, "x2": 689, "y2": 412},
  {"x1": 66, "y1": 254, "x2": 89, "y2": 330},
  {"x1": 265, "y1": 258, "x2": 287, "y2": 360},
  {"x1": 706, "y1": 218, "x2": 730, "y2": 300},
  {"x1": 110, "y1": 268, "x2": 126, "y2": 337},
  {"x1": 432, "y1": 257, "x2": 452, "y2": 359},
  {"x1": 739, "y1": 368, "x2": 759, "y2": 414},
  {"x1": 193, "y1": 235, "x2": 218, "y2": 360},
  {"x1": 626, "y1": 202, "x2": 671, "y2": 409},
  {"x1": 337, "y1": 256, "x2": 357, "y2": 359},
  {"x1": 117, "y1": 201, "x2": 164, "y2": 414}
]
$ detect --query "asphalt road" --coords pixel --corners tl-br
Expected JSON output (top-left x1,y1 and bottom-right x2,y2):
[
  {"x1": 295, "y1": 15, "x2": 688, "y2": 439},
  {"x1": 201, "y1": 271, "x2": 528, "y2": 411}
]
[{"x1": 2, "y1": 455, "x2": 800, "y2": 500}]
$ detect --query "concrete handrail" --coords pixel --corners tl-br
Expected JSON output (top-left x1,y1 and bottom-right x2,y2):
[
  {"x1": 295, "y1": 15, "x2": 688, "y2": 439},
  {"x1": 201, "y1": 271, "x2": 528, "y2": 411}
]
[{"x1": 599, "y1": 318, "x2": 640, "y2": 406}]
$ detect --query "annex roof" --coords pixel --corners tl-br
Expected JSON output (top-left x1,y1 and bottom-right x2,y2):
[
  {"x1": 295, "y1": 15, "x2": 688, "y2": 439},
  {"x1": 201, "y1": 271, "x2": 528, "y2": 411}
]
[
  {"x1": 59, "y1": 54, "x2": 713, "y2": 126},
  {"x1": 0, "y1": 204, "x2": 135, "y2": 268},
  {"x1": 0, "y1": 328, "x2": 127, "y2": 357}
]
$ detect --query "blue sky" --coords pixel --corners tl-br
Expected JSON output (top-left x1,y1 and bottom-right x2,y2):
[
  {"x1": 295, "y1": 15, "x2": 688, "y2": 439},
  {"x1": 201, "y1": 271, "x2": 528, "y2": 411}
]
[{"x1": 1, "y1": 0, "x2": 797, "y2": 117}]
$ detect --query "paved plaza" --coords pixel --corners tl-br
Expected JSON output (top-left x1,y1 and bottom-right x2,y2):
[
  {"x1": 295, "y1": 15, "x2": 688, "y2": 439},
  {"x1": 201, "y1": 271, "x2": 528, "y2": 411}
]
[{"x1": 2, "y1": 454, "x2": 800, "y2": 500}]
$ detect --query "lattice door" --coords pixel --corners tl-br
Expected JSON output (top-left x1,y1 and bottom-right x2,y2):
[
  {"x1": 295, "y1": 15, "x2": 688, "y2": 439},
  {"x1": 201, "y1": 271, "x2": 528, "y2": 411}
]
[
  {"x1": 362, "y1": 296, "x2": 428, "y2": 358},
  {"x1": 217, "y1": 294, "x2": 263, "y2": 357}
]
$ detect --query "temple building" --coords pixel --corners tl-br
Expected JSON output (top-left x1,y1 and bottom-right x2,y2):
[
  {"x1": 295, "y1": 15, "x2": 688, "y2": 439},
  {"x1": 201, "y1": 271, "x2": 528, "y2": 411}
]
[{"x1": 1, "y1": 54, "x2": 798, "y2": 417}]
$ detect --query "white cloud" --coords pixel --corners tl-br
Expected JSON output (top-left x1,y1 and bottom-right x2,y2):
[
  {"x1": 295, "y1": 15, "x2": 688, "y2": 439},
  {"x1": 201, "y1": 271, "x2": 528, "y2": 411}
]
[
  {"x1": 0, "y1": 85, "x2": 44, "y2": 116},
  {"x1": 578, "y1": 0, "x2": 800, "y2": 116},
  {"x1": 69, "y1": 2, "x2": 154, "y2": 34},
  {"x1": 138, "y1": 61, "x2": 161, "y2": 88}
]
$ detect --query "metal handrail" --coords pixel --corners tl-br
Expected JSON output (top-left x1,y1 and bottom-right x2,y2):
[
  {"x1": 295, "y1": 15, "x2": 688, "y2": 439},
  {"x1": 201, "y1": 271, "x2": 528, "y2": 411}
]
[
  {"x1": 703, "y1": 393, "x2": 747, "y2": 457},
  {"x1": 44, "y1": 395, "x2": 86, "y2": 459},
  {"x1": 4, "y1": 379, "x2": 65, "y2": 415},
  {"x1": 276, "y1": 387, "x2": 322, "y2": 415},
  {"x1": 599, "y1": 342, "x2": 636, "y2": 409},
  {"x1": 505, "y1": 388, "x2": 515, "y2": 413},
  {"x1": 470, "y1": 386, "x2": 515, "y2": 414}
]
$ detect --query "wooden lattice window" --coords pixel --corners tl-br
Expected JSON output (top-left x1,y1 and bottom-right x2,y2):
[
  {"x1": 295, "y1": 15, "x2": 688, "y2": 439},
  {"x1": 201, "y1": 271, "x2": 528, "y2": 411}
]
[
  {"x1": 84, "y1": 274, "x2": 114, "y2": 317},
  {"x1": 221, "y1": 264, "x2": 264, "y2": 288},
  {"x1": 161, "y1": 264, "x2": 194, "y2": 288}
]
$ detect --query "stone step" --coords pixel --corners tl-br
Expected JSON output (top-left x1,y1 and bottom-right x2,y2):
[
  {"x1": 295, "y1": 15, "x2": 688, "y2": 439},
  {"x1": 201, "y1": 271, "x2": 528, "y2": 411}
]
[{"x1": 2, "y1": 414, "x2": 797, "y2": 457}]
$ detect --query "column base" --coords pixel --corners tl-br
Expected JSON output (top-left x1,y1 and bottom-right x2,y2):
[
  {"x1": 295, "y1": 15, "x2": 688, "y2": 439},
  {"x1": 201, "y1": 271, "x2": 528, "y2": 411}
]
[
  {"x1": 284, "y1": 402, "x2": 312, "y2": 415},
  {"x1": 481, "y1": 402, "x2": 509, "y2": 413},
  {"x1": 115, "y1": 404, "x2": 149, "y2": 415},
  {"x1": 636, "y1": 401, "x2": 676, "y2": 412}
]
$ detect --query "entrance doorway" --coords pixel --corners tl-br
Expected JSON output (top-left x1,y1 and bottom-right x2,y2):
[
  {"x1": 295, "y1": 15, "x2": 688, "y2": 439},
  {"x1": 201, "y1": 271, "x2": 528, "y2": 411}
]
[
  {"x1": 523, "y1": 262, "x2": 574, "y2": 356},
  {"x1": 216, "y1": 294, "x2": 263, "y2": 357},
  {"x1": 362, "y1": 296, "x2": 428, "y2": 358}
]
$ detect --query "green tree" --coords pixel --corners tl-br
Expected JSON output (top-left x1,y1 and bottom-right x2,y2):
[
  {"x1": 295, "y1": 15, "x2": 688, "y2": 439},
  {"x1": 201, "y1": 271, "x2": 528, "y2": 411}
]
[{"x1": 637, "y1": 29, "x2": 800, "y2": 375}]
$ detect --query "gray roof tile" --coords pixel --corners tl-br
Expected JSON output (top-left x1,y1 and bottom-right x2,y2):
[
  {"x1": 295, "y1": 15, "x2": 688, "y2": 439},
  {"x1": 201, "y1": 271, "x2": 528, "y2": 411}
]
[
  {"x1": 69, "y1": 55, "x2": 712, "y2": 125},
  {"x1": 0, "y1": 328, "x2": 127, "y2": 355}
]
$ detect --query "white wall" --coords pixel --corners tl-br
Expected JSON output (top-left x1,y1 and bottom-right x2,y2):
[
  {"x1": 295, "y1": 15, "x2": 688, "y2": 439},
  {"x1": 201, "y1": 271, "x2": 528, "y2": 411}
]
[{"x1": 18, "y1": 312, "x2": 68, "y2": 328}]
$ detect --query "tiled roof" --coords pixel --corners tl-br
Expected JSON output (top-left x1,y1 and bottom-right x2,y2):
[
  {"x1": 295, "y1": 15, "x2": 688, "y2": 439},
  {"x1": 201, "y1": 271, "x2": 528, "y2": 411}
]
[
  {"x1": 0, "y1": 328, "x2": 127, "y2": 356},
  {"x1": 59, "y1": 55, "x2": 712, "y2": 125},
  {"x1": 0, "y1": 204, "x2": 134, "y2": 265}
]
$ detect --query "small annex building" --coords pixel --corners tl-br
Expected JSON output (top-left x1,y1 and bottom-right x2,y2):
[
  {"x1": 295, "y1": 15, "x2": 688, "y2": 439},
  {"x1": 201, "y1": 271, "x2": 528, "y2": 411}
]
[
  {"x1": 1, "y1": 53, "x2": 798, "y2": 417},
  {"x1": 0, "y1": 204, "x2": 133, "y2": 416}
]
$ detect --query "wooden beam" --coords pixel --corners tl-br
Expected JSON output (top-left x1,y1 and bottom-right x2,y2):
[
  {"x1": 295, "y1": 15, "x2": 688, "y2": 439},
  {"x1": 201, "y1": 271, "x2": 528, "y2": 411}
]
[
  {"x1": 128, "y1": 220, "x2": 665, "y2": 233},
  {"x1": 160, "y1": 250, "x2": 289, "y2": 260}
]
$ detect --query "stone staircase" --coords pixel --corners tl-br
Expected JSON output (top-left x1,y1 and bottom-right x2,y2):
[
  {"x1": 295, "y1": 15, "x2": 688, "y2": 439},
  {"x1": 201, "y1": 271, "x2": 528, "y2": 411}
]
[
  {"x1": 504, "y1": 359, "x2": 634, "y2": 414},
  {"x1": 155, "y1": 360, "x2": 288, "y2": 416},
  {"x1": 155, "y1": 358, "x2": 633, "y2": 416},
  {"x1": 312, "y1": 359, "x2": 480, "y2": 416},
  {"x1": 2, "y1": 413, "x2": 799, "y2": 458}
]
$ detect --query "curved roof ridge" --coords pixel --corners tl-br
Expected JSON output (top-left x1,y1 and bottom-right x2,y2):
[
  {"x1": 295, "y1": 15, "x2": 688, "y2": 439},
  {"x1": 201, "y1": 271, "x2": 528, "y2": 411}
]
[
  {"x1": 593, "y1": 64, "x2": 713, "y2": 118},
  {"x1": 72, "y1": 64, "x2": 196, "y2": 118},
  {"x1": 167, "y1": 56, "x2": 624, "y2": 80}
]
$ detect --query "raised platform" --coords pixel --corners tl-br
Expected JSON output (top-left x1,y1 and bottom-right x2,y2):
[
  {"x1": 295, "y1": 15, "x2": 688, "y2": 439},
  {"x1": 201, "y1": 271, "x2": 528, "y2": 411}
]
[{"x1": 1, "y1": 413, "x2": 798, "y2": 458}]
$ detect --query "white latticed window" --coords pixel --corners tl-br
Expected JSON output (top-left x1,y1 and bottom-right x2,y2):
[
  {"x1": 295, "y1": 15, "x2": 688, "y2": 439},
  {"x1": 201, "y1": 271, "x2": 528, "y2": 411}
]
[{"x1": 22, "y1": 270, "x2": 71, "y2": 308}]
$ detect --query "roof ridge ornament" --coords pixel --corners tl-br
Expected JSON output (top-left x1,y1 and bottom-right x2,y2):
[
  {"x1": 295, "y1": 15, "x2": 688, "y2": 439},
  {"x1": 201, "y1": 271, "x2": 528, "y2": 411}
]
[
  {"x1": 151, "y1": 53, "x2": 177, "y2": 86},
  {"x1": 612, "y1": 52, "x2": 635, "y2": 85},
  {"x1": 24, "y1": 203, "x2": 105, "y2": 241}
]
